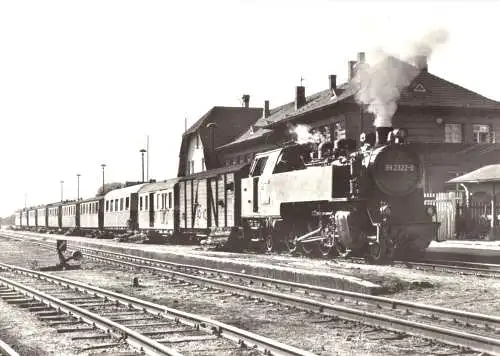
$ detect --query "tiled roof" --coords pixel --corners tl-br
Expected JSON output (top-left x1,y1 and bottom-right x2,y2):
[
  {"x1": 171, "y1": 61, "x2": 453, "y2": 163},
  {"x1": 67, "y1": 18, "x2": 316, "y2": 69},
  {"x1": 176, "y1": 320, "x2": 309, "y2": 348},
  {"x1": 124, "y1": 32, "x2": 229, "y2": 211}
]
[
  {"x1": 222, "y1": 56, "x2": 500, "y2": 149},
  {"x1": 447, "y1": 164, "x2": 500, "y2": 184}
]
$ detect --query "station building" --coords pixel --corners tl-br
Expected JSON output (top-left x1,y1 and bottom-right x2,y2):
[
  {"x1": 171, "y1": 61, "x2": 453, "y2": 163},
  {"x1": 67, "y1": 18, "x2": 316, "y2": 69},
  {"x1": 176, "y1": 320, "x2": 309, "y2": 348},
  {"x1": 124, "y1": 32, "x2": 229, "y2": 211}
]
[{"x1": 215, "y1": 52, "x2": 500, "y2": 193}]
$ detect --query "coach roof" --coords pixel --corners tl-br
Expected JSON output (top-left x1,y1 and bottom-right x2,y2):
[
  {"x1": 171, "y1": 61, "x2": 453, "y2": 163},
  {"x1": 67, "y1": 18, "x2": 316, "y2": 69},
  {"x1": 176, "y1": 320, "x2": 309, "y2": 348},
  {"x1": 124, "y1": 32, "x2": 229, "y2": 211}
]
[
  {"x1": 138, "y1": 178, "x2": 180, "y2": 193},
  {"x1": 104, "y1": 183, "x2": 147, "y2": 200}
]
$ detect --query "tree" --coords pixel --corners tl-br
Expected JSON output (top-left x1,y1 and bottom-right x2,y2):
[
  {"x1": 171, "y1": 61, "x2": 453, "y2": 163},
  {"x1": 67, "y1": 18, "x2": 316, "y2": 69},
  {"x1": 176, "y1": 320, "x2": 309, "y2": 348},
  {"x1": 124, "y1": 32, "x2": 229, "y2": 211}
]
[{"x1": 96, "y1": 182, "x2": 124, "y2": 196}]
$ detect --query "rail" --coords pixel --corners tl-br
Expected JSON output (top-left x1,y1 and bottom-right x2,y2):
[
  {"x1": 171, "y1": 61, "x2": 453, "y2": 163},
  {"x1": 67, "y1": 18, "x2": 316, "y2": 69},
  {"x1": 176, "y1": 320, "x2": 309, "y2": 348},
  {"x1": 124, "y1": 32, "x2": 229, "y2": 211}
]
[
  {"x1": 0, "y1": 339, "x2": 19, "y2": 356},
  {"x1": 0, "y1": 262, "x2": 316, "y2": 356},
  {"x1": 2, "y1": 231, "x2": 500, "y2": 355}
]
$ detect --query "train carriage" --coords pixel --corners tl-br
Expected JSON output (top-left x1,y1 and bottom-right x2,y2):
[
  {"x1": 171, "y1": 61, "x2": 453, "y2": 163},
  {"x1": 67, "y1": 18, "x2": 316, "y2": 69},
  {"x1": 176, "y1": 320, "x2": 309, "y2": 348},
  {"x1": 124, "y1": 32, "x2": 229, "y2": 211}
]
[
  {"x1": 137, "y1": 179, "x2": 179, "y2": 235},
  {"x1": 78, "y1": 197, "x2": 103, "y2": 232},
  {"x1": 14, "y1": 210, "x2": 22, "y2": 229},
  {"x1": 37, "y1": 206, "x2": 47, "y2": 230},
  {"x1": 47, "y1": 203, "x2": 62, "y2": 231},
  {"x1": 21, "y1": 209, "x2": 28, "y2": 227},
  {"x1": 61, "y1": 201, "x2": 78, "y2": 231},
  {"x1": 178, "y1": 164, "x2": 248, "y2": 244},
  {"x1": 103, "y1": 183, "x2": 146, "y2": 231},
  {"x1": 27, "y1": 208, "x2": 37, "y2": 230}
]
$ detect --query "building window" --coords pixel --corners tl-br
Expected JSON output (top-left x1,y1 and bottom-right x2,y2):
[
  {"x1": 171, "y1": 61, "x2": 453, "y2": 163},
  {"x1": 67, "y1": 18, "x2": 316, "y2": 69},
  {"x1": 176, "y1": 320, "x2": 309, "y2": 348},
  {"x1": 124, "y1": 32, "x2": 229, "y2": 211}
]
[
  {"x1": 196, "y1": 134, "x2": 200, "y2": 149},
  {"x1": 473, "y1": 124, "x2": 494, "y2": 143},
  {"x1": 201, "y1": 158, "x2": 205, "y2": 172},
  {"x1": 444, "y1": 123, "x2": 463, "y2": 143},
  {"x1": 190, "y1": 160, "x2": 195, "y2": 174}
]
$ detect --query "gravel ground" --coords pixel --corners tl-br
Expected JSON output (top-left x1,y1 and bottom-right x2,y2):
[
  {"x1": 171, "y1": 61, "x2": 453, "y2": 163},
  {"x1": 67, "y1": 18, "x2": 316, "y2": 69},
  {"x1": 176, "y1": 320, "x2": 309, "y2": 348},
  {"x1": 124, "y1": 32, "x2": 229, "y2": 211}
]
[{"x1": 0, "y1": 238, "x2": 497, "y2": 355}]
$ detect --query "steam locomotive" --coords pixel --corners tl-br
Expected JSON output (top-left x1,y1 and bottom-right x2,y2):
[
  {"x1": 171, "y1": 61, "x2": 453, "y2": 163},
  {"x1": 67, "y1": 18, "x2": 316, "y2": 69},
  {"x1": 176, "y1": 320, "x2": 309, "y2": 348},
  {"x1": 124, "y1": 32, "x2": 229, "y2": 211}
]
[
  {"x1": 239, "y1": 126, "x2": 439, "y2": 263},
  {"x1": 14, "y1": 126, "x2": 438, "y2": 264}
]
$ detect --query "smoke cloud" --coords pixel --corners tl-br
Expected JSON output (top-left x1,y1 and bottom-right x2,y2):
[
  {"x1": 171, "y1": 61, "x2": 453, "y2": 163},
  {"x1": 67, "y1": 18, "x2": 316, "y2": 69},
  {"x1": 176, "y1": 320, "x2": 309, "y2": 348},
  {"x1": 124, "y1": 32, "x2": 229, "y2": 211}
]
[
  {"x1": 353, "y1": 28, "x2": 449, "y2": 128},
  {"x1": 289, "y1": 124, "x2": 327, "y2": 145}
]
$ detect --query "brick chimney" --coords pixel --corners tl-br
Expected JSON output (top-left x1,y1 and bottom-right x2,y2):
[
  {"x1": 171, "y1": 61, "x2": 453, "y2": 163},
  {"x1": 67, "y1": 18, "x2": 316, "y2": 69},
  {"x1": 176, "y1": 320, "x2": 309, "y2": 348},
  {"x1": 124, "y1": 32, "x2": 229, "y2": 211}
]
[
  {"x1": 329, "y1": 74, "x2": 337, "y2": 91},
  {"x1": 357, "y1": 51, "x2": 366, "y2": 63},
  {"x1": 262, "y1": 100, "x2": 270, "y2": 118},
  {"x1": 414, "y1": 55, "x2": 428, "y2": 72},
  {"x1": 242, "y1": 94, "x2": 250, "y2": 108},
  {"x1": 295, "y1": 86, "x2": 306, "y2": 110},
  {"x1": 348, "y1": 60, "x2": 357, "y2": 81}
]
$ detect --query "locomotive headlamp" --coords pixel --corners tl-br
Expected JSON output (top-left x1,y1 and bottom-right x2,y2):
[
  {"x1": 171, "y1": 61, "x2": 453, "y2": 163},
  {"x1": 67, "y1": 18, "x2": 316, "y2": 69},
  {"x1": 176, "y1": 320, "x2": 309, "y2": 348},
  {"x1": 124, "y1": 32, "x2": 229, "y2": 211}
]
[{"x1": 426, "y1": 205, "x2": 437, "y2": 216}]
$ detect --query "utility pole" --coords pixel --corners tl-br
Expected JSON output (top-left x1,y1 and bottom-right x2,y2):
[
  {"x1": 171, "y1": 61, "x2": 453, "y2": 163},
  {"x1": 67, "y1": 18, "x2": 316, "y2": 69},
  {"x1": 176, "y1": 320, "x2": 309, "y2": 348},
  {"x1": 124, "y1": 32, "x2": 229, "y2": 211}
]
[
  {"x1": 140, "y1": 149, "x2": 146, "y2": 183},
  {"x1": 76, "y1": 174, "x2": 81, "y2": 200},
  {"x1": 146, "y1": 135, "x2": 150, "y2": 181},
  {"x1": 101, "y1": 164, "x2": 106, "y2": 195}
]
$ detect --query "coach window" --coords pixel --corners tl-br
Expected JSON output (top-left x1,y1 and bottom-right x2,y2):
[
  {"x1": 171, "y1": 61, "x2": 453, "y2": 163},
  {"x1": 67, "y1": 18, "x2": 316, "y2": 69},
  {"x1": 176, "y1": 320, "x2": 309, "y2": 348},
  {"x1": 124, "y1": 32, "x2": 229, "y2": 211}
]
[
  {"x1": 145, "y1": 196, "x2": 148, "y2": 210},
  {"x1": 140, "y1": 196, "x2": 143, "y2": 211},
  {"x1": 105, "y1": 201, "x2": 109, "y2": 212},
  {"x1": 168, "y1": 192, "x2": 172, "y2": 209},
  {"x1": 120, "y1": 198, "x2": 124, "y2": 211},
  {"x1": 250, "y1": 157, "x2": 268, "y2": 177},
  {"x1": 125, "y1": 197, "x2": 129, "y2": 210},
  {"x1": 157, "y1": 194, "x2": 160, "y2": 209}
]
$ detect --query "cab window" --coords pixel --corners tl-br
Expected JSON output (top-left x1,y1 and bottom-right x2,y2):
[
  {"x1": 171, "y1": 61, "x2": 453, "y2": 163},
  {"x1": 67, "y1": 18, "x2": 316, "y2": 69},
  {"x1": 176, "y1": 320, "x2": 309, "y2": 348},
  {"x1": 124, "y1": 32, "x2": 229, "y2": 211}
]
[
  {"x1": 250, "y1": 157, "x2": 268, "y2": 177},
  {"x1": 273, "y1": 147, "x2": 306, "y2": 174}
]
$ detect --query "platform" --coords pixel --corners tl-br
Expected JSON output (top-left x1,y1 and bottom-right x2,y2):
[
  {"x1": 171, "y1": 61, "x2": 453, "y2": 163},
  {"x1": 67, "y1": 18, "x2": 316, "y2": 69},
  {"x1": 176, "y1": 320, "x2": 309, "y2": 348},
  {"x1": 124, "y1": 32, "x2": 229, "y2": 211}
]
[{"x1": 426, "y1": 240, "x2": 500, "y2": 263}]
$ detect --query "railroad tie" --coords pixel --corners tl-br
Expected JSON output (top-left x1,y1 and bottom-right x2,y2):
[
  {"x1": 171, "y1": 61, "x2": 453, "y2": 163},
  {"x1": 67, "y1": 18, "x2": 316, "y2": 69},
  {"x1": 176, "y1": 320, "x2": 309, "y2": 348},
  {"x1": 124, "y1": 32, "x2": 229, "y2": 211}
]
[
  {"x1": 79, "y1": 343, "x2": 122, "y2": 352},
  {"x1": 141, "y1": 327, "x2": 194, "y2": 336},
  {"x1": 158, "y1": 335, "x2": 219, "y2": 344},
  {"x1": 57, "y1": 326, "x2": 95, "y2": 333},
  {"x1": 71, "y1": 334, "x2": 112, "y2": 341},
  {"x1": 5, "y1": 298, "x2": 34, "y2": 305},
  {"x1": 39, "y1": 315, "x2": 73, "y2": 322},
  {"x1": 48, "y1": 320, "x2": 83, "y2": 327}
]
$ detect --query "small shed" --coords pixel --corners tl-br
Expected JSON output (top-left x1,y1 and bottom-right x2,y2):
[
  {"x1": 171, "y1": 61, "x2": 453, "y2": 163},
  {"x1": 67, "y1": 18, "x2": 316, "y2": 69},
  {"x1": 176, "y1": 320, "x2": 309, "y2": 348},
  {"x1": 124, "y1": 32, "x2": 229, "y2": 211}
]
[{"x1": 447, "y1": 164, "x2": 500, "y2": 239}]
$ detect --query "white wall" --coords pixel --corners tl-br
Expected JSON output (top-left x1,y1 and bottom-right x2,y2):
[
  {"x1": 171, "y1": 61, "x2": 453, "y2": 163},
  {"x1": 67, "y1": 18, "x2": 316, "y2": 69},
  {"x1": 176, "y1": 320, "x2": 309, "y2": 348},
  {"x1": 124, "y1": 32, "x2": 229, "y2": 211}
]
[{"x1": 185, "y1": 133, "x2": 206, "y2": 175}]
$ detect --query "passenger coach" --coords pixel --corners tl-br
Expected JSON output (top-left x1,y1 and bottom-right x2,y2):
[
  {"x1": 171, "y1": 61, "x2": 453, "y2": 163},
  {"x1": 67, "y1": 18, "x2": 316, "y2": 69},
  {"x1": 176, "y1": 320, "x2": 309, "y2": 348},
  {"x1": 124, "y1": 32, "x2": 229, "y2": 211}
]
[
  {"x1": 78, "y1": 197, "x2": 104, "y2": 233},
  {"x1": 104, "y1": 183, "x2": 146, "y2": 231},
  {"x1": 137, "y1": 179, "x2": 179, "y2": 236}
]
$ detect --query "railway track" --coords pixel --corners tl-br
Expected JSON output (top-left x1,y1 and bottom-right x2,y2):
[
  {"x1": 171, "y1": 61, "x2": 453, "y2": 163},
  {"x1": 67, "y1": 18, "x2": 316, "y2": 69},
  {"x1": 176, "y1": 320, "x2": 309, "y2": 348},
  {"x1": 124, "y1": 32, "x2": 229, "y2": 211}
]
[
  {"x1": 0, "y1": 339, "x2": 19, "y2": 356},
  {"x1": 7, "y1": 229, "x2": 500, "y2": 278},
  {"x1": 2, "y1": 232, "x2": 500, "y2": 355},
  {"x1": 0, "y1": 262, "x2": 315, "y2": 356}
]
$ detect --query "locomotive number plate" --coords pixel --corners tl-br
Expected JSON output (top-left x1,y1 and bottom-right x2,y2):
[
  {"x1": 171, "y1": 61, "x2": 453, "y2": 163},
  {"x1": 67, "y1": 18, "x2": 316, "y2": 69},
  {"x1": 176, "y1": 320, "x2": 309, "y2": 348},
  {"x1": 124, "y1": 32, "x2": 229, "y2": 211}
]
[{"x1": 384, "y1": 163, "x2": 415, "y2": 172}]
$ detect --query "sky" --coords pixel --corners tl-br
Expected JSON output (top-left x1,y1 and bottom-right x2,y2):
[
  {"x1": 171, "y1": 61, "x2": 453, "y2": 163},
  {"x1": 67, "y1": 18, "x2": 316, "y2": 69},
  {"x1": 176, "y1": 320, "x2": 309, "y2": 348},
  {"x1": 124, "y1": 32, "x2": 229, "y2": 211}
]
[{"x1": 1, "y1": 0, "x2": 499, "y2": 216}]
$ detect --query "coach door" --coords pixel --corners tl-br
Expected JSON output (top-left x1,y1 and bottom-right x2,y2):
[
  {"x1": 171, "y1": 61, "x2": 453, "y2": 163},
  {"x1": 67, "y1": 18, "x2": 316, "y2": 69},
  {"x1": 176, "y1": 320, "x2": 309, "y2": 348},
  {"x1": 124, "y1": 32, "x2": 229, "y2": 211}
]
[
  {"x1": 149, "y1": 193, "x2": 155, "y2": 227},
  {"x1": 250, "y1": 156, "x2": 268, "y2": 213}
]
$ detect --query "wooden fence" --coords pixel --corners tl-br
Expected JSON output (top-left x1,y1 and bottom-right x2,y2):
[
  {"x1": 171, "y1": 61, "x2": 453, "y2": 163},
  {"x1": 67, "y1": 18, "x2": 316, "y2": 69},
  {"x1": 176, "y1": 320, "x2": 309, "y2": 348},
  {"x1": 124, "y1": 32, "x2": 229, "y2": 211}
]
[
  {"x1": 424, "y1": 192, "x2": 461, "y2": 241},
  {"x1": 424, "y1": 191, "x2": 499, "y2": 240}
]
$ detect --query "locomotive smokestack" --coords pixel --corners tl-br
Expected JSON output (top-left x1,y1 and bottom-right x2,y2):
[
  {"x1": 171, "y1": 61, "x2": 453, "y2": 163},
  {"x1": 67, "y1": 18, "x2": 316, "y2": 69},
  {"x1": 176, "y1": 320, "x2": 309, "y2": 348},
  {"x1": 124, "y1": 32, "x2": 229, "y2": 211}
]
[{"x1": 376, "y1": 127, "x2": 393, "y2": 145}]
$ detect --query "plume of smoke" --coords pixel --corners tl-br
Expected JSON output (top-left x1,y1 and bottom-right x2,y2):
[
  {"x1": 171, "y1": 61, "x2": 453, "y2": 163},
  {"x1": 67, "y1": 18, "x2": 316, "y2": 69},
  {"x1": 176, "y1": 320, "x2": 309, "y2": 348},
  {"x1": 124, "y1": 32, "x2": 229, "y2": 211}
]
[
  {"x1": 289, "y1": 124, "x2": 327, "y2": 145},
  {"x1": 353, "y1": 28, "x2": 449, "y2": 128}
]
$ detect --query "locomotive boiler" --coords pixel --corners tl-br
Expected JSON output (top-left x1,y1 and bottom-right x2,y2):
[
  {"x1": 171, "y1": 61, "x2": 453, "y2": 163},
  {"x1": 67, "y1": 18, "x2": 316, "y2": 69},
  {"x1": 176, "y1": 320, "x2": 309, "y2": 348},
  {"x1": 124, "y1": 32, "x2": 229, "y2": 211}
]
[{"x1": 240, "y1": 126, "x2": 439, "y2": 263}]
